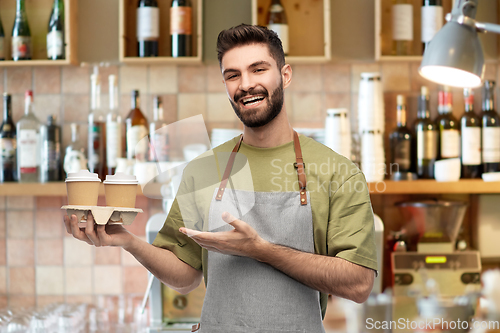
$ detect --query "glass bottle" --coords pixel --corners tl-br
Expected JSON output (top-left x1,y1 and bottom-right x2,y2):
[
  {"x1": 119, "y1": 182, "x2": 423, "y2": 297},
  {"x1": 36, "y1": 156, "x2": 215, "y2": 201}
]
[
  {"x1": 392, "y1": 0, "x2": 413, "y2": 55},
  {"x1": 125, "y1": 90, "x2": 149, "y2": 161},
  {"x1": 149, "y1": 96, "x2": 169, "y2": 162},
  {"x1": 63, "y1": 123, "x2": 87, "y2": 176},
  {"x1": 137, "y1": 0, "x2": 159, "y2": 57},
  {"x1": 40, "y1": 115, "x2": 62, "y2": 182},
  {"x1": 106, "y1": 74, "x2": 122, "y2": 175},
  {"x1": 170, "y1": 0, "x2": 192, "y2": 57},
  {"x1": 414, "y1": 86, "x2": 437, "y2": 179},
  {"x1": 16, "y1": 90, "x2": 41, "y2": 182},
  {"x1": 0, "y1": 14, "x2": 5, "y2": 60},
  {"x1": 421, "y1": 0, "x2": 443, "y2": 54},
  {"x1": 267, "y1": 0, "x2": 289, "y2": 55},
  {"x1": 482, "y1": 80, "x2": 500, "y2": 173},
  {"x1": 460, "y1": 88, "x2": 481, "y2": 178},
  {"x1": 47, "y1": 0, "x2": 65, "y2": 60},
  {"x1": 11, "y1": 0, "x2": 31, "y2": 61},
  {"x1": 390, "y1": 95, "x2": 413, "y2": 174},
  {"x1": 88, "y1": 71, "x2": 107, "y2": 179},
  {"x1": 436, "y1": 86, "x2": 460, "y2": 160},
  {"x1": 0, "y1": 93, "x2": 16, "y2": 182}
]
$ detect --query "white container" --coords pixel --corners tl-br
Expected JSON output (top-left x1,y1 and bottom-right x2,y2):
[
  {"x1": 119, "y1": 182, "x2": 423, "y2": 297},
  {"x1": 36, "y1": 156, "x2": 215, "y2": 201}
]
[
  {"x1": 324, "y1": 108, "x2": 352, "y2": 159},
  {"x1": 434, "y1": 158, "x2": 461, "y2": 182},
  {"x1": 358, "y1": 72, "x2": 385, "y2": 133}
]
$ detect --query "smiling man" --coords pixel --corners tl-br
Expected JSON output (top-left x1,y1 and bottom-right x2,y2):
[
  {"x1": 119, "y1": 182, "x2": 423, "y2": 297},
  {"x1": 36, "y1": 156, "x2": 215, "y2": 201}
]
[{"x1": 64, "y1": 24, "x2": 377, "y2": 333}]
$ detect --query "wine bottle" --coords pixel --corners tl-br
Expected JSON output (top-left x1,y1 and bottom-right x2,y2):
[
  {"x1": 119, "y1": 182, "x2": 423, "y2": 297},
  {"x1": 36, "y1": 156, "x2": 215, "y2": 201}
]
[
  {"x1": 415, "y1": 86, "x2": 437, "y2": 179},
  {"x1": 0, "y1": 93, "x2": 16, "y2": 182},
  {"x1": 482, "y1": 80, "x2": 500, "y2": 173},
  {"x1": 63, "y1": 123, "x2": 87, "y2": 176},
  {"x1": 40, "y1": 115, "x2": 62, "y2": 182},
  {"x1": 106, "y1": 74, "x2": 122, "y2": 175},
  {"x1": 436, "y1": 87, "x2": 460, "y2": 160},
  {"x1": 149, "y1": 96, "x2": 169, "y2": 162},
  {"x1": 125, "y1": 90, "x2": 149, "y2": 161},
  {"x1": 88, "y1": 72, "x2": 107, "y2": 179},
  {"x1": 421, "y1": 0, "x2": 443, "y2": 54},
  {"x1": 16, "y1": 91, "x2": 41, "y2": 182},
  {"x1": 390, "y1": 95, "x2": 413, "y2": 174},
  {"x1": 137, "y1": 0, "x2": 159, "y2": 57},
  {"x1": 0, "y1": 14, "x2": 5, "y2": 60},
  {"x1": 461, "y1": 88, "x2": 481, "y2": 178},
  {"x1": 47, "y1": 0, "x2": 65, "y2": 60},
  {"x1": 392, "y1": 0, "x2": 413, "y2": 56},
  {"x1": 267, "y1": 0, "x2": 289, "y2": 56},
  {"x1": 11, "y1": 0, "x2": 31, "y2": 61},
  {"x1": 170, "y1": 0, "x2": 192, "y2": 57}
]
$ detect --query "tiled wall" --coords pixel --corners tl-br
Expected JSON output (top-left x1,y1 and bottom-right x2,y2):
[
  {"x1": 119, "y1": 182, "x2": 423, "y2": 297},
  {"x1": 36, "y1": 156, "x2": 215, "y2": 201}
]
[{"x1": 0, "y1": 61, "x2": 499, "y2": 309}]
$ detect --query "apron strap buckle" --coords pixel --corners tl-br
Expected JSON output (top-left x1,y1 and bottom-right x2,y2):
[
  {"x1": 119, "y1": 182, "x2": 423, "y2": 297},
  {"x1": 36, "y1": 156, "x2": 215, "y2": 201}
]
[{"x1": 191, "y1": 323, "x2": 201, "y2": 332}]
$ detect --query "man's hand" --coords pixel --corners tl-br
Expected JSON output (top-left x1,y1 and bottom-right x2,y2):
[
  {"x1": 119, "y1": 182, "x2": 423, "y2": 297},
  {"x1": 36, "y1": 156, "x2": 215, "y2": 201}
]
[
  {"x1": 63, "y1": 213, "x2": 133, "y2": 248},
  {"x1": 179, "y1": 212, "x2": 268, "y2": 258}
]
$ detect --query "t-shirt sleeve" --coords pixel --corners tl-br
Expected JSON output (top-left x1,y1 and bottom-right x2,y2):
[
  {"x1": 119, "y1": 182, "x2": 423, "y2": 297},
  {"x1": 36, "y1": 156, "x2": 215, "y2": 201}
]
[
  {"x1": 152, "y1": 177, "x2": 203, "y2": 271},
  {"x1": 327, "y1": 172, "x2": 378, "y2": 272}
]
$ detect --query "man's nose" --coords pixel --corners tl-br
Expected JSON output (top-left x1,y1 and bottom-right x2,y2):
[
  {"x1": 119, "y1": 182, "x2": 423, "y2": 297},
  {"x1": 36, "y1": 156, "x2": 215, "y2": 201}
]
[{"x1": 239, "y1": 73, "x2": 256, "y2": 92}]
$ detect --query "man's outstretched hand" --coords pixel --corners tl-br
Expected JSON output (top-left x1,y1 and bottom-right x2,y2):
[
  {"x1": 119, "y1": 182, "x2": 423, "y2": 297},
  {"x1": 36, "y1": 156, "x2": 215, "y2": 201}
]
[
  {"x1": 179, "y1": 212, "x2": 268, "y2": 258},
  {"x1": 63, "y1": 213, "x2": 133, "y2": 248}
]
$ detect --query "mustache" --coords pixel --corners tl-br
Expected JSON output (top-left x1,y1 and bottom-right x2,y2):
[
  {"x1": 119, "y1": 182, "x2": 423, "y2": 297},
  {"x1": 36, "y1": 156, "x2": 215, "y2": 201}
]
[{"x1": 234, "y1": 88, "x2": 268, "y2": 103}]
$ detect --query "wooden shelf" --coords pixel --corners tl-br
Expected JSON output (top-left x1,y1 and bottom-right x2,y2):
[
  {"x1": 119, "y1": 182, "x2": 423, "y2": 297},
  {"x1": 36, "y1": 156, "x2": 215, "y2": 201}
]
[
  {"x1": 0, "y1": 0, "x2": 77, "y2": 66},
  {"x1": 368, "y1": 179, "x2": 500, "y2": 194},
  {"x1": 252, "y1": 0, "x2": 331, "y2": 63},
  {"x1": 119, "y1": 0, "x2": 202, "y2": 64},
  {"x1": 1, "y1": 180, "x2": 499, "y2": 196}
]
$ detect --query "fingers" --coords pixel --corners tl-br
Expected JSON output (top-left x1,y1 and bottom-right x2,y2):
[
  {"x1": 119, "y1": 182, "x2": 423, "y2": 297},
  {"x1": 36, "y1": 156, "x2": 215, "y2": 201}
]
[
  {"x1": 85, "y1": 213, "x2": 101, "y2": 247},
  {"x1": 67, "y1": 214, "x2": 93, "y2": 245},
  {"x1": 63, "y1": 215, "x2": 71, "y2": 234},
  {"x1": 179, "y1": 227, "x2": 203, "y2": 238}
]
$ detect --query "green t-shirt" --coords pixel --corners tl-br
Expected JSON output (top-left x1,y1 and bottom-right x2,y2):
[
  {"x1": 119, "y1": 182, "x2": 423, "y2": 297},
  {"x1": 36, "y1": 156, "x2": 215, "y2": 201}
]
[{"x1": 153, "y1": 134, "x2": 378, "y2": 317}]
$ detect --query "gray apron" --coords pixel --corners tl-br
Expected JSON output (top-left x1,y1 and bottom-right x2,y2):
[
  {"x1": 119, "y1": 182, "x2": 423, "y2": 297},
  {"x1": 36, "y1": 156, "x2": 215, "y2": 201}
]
[{"x1": 195, "y1": 131, "x2": 325, "y2": 333}]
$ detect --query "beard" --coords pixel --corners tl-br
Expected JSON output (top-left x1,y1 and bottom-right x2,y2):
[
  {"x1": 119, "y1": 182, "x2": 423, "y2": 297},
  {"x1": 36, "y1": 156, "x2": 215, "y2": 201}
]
[{"x1": 229, "y1": 80, "x2": 284, "y2": 128}]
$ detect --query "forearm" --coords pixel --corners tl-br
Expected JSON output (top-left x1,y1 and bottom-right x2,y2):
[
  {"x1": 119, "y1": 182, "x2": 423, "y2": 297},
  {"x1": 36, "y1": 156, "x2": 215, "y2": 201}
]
[
  {"x1": 253, "y1": 242, "x2": 374, "y2": 303},
  {"x1": 124, "y1": 235, "x2": 202, "y2": 294}
]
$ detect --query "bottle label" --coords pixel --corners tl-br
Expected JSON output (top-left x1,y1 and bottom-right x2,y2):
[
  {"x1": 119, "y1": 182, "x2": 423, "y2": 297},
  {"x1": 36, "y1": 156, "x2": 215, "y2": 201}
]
[
  {"x1": 150, "y1": 132, "x2": 169, "y2": 162},
  {"x1": 106, "y1": 121, "x2": 122, "y2": 168},
  {"x1": 0, "y1": 138, "x2": 16, "y2": 167},
  {"x1": 394, "y1": 140, "x2": 411, "y2": 170},
  {"x1": 441, "y1": 129, "x2": 460, "y2": 158},
  {"x1": 42, "y1": 140, "x2": 60, "y2": 171},
  {"x1": 0, "y1": 37, "x2": 4, "y2": 59},
  {"x1": 12, "y1": 36, "x2": 31, "y2": 59},
  {"x1": 63, "y1": 150, "x2": 87, "y2": 174},
  {"x1": 137, "y1": 7, "x2": 159, "y2": 40},
  {"x1": 461, "y1": 127, "x2": 481, "y2": 165},
  {"x1": 268, "y1": 23, "x2": 289, "y2": 55},
  {"x1": 483, "y1": 127, "x2": 500, "y2": 163},
  {"x1": 170, "y1": 7, "x2": 192, "y2": 35},
  {"x1": 127, "y1": 125, "x2": 148, "y2": 161},
  {"x1": 392, "y1": 4, "x2": 413, "y2": 41},
  {"x1": 421, "y1": 6, "x2": 443, "y2": 43},
  {"x1": 47, "y1": 30, "x2": 63, "y2": 58},
  {"x1": 18, "y1": 129, "x2": 38, "y2": 173},
  {"x1": 88, "y1": 124, "x2": 102, "y2": 169},
  {"x1": 417, "y1": 130, "x2": 437, "y2": 160}
]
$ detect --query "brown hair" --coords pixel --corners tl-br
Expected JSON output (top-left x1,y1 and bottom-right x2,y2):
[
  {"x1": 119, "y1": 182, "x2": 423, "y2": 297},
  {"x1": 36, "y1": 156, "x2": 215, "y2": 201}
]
[{"x1": 216, "y1": 24, "x2": 285, "y2": 69}]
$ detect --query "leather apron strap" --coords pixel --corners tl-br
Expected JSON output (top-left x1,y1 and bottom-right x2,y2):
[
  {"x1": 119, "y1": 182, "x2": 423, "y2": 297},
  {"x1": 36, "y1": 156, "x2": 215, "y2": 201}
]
[{"x1": 215, "y1": 130, "x2": 308, "y2": 205}]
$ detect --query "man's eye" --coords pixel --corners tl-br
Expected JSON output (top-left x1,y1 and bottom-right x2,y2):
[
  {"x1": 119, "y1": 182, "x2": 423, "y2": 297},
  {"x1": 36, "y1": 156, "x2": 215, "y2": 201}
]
[
  {"x1": 255, "y1": 68, "x2": 265, "y2": 73},
  {"x1": 226, "y1": 74, "x2": 238, "y2": 80}
]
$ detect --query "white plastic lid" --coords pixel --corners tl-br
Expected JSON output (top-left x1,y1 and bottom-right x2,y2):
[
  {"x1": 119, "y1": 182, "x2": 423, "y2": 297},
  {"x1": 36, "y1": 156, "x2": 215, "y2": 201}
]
[
  {"x1": 65, "y1": 169, "x2": 101, "y2": 182},
  {"x1": 103, "y1": 172, "x2": 139, "y2": 185}
]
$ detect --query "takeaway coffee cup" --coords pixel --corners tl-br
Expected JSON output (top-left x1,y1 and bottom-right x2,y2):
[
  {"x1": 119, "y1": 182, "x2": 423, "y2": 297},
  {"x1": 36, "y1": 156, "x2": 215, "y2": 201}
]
[
  {"x1": 65, "y1": 170, "x2": 101, "y2": 206},
  {"x1": 103, "y1": 173, "x2": 139, "y2": 208}
]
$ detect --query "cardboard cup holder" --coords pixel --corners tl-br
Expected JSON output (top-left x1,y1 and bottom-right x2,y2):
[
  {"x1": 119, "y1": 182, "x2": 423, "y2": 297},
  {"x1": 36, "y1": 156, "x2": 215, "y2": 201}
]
[{"x1": 61, "y1": 205, "x2": 143, "y2": 226}]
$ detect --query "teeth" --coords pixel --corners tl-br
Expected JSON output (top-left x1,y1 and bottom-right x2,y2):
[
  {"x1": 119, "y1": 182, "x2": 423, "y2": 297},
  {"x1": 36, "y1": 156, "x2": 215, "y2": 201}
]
[{"x1": 242, "y1": 96, "x2": 264, "y2": 104}]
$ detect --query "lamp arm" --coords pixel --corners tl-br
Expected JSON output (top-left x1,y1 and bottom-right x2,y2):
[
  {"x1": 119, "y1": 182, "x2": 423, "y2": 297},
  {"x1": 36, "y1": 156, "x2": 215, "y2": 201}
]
[{"x1": 475, "y1": 22, "x2": 500, "y2": 35}]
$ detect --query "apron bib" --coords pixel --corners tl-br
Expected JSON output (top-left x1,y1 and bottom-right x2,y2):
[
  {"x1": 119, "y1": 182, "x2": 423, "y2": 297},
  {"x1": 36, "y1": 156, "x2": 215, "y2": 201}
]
[{"x1": 197, "y1": 131, "x2": 325, "y2": 333}]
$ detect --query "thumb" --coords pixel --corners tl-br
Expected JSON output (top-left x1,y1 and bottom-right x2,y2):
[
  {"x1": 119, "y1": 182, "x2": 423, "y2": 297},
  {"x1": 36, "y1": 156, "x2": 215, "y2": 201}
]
[{"x1": 221, "y1": 212, "x2": 241, "y2": 228}]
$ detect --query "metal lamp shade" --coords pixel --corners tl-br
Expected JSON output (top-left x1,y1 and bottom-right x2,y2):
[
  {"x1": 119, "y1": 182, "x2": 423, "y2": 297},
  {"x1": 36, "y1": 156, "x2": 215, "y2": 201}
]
[{"x1": 419, "y1": 21, "x2": 485, "y2": 88}]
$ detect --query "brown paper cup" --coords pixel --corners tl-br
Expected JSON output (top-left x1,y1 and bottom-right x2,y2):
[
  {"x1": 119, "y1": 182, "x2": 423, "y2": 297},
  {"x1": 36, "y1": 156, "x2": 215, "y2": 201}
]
[
  {"x1": 66, "y1": 181, "x2": 101, "y2": 206},
  {"x1": 104, "y1": 184, "x2": 137, "y2": 208}
]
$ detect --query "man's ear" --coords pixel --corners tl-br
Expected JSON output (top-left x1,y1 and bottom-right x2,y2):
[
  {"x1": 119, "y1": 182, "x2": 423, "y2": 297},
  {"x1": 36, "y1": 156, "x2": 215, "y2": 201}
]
[{"x1": 281, "y1": 64, "x2": 292, "y2": 89}]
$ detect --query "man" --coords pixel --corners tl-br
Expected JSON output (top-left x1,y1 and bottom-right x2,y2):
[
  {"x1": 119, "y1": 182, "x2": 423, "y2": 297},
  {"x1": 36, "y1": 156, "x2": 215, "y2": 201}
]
[{"x1": 64, "y1": 24, "x2": 377, "y2": 332}]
